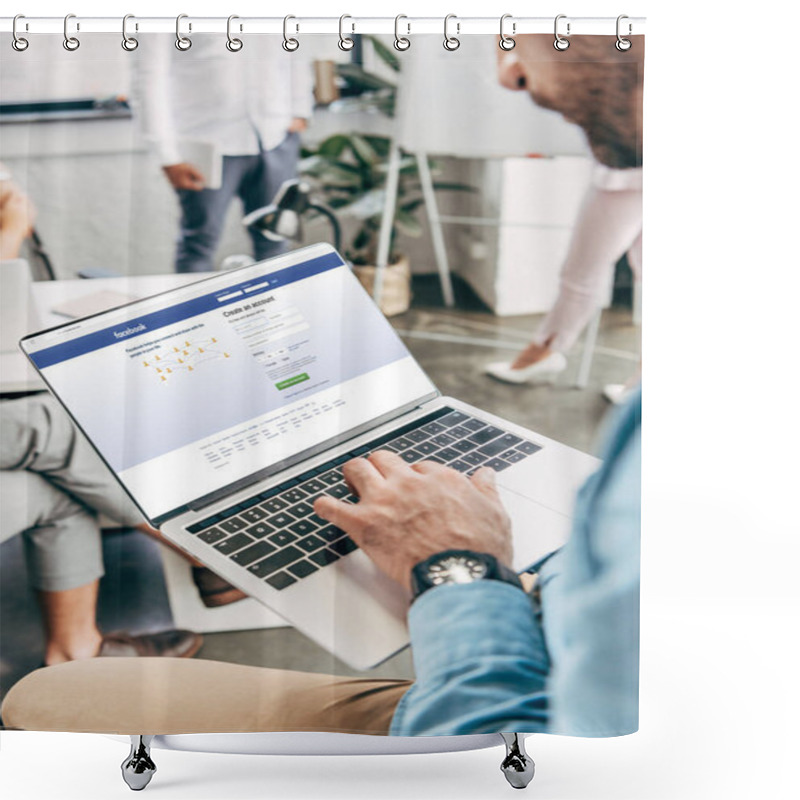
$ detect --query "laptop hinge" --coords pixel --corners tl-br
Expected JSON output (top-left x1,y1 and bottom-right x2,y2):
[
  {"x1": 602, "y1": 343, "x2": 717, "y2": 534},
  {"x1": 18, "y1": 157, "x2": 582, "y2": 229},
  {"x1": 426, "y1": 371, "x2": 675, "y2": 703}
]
[{"x1": 155, "y1": 390, "x2": 441, "y2": 525}]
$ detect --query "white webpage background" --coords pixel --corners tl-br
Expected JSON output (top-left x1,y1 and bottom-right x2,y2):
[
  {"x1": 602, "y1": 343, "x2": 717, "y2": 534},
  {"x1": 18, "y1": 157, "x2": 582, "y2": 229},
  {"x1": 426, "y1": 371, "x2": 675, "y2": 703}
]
[
  {"x1": 120, "y1": 357, "x2": 432, "y2": 519},
  {"x1": 39, "y1": 266, "x2": 418, "y2": 473}
]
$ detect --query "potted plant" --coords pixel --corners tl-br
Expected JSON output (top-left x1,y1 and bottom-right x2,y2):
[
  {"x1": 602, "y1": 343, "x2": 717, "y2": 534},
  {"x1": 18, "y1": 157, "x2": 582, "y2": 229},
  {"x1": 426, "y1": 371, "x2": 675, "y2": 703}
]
[
  {"x1": 302, "y1": 38, "x2": 472, "y2": 315},
  {"x1": 301, "y1": 133, "x2": 472, "y2": 315}
]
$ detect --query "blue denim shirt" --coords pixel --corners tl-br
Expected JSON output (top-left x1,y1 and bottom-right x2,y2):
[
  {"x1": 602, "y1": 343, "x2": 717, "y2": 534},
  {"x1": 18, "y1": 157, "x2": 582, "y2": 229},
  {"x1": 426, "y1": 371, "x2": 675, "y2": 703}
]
[{"x1": 390, "y1": 388, "x2": 641, "y2": 737}]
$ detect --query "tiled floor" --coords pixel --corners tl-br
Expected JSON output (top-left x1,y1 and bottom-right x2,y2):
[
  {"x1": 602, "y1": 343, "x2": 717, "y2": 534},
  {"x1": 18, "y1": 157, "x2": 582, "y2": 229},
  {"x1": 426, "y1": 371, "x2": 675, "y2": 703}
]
[{"x1": 0, "y1": 276, "x2": 640, "y2": 707}]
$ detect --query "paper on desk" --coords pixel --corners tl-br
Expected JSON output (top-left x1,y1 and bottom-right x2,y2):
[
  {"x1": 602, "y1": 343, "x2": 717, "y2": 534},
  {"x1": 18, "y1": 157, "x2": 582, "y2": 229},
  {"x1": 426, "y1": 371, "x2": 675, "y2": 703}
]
[{"x1": 51, "y1": 290, "x2": 139, "y2": 320}]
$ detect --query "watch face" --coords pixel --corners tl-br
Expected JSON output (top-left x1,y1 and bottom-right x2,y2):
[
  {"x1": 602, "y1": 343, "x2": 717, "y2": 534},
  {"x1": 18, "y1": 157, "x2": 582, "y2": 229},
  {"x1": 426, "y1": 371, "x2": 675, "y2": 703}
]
[{"x1": 427, "y1": 555, "x2": 489, "y2": 586}]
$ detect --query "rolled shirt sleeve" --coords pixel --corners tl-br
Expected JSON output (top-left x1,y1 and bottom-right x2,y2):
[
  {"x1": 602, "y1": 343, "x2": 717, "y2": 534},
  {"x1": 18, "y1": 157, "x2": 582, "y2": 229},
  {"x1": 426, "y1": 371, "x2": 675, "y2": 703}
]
[
  {"x1": 390, "y1": 581, "x2": 550, "y2": 736},
  {"x1": 390, "y1": 387, "x2": 642, "y2": 739}
]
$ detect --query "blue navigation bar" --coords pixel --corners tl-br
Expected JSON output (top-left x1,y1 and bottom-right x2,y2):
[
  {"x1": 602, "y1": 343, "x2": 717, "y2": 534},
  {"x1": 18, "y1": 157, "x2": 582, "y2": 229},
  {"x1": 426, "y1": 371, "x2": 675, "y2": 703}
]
[{"x1": 29, "y1": 252, "x2": 345, "y2": 369}]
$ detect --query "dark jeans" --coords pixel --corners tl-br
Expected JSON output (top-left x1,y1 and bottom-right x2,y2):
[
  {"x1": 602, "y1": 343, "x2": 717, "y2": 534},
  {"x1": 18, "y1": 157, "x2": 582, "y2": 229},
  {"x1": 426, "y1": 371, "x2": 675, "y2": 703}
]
[{"x1": 174, "y1": 132, "x2": 301, "y2": 273}]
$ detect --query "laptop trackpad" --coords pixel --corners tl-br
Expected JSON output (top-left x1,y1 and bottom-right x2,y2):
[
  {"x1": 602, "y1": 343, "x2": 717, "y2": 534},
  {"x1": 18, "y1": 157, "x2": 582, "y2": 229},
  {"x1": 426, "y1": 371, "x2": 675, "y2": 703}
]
[{"x1": 500, "y1": 486, "x2": 572, "y2": 572}]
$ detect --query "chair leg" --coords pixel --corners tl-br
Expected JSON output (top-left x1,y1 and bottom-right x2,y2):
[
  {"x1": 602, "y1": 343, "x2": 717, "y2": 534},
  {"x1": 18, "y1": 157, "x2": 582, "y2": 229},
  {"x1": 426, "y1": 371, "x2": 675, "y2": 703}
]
[
  {"x1": 121, "y1": 735, "x2": 156, "y2": 791},
  {"x1": 500, "y1": 733, "x2": 535, "y2": 789},
  {"x1": 575, "y1": 308, "x2": 602, "y2": 389}
]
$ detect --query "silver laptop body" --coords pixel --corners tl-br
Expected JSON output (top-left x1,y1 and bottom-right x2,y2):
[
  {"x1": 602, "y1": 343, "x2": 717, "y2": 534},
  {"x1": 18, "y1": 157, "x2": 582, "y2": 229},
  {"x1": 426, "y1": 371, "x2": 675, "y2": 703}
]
[{"x1": 21, "y1": 243, "x2": 597, "y2": 670}]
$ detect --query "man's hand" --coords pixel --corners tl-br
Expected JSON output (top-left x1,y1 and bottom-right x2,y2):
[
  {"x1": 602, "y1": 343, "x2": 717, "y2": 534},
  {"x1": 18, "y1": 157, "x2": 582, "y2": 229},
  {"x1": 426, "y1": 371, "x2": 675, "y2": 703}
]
[
  {"x1": 162, "y1": 163, "x2": 206, "y2": 191},
  {"x1": 313, "y1": 451, "x2": 513, "y2": 592},
  {"x1": 287, "y1": 117, "x2": 308, "y2": 134},
  {"x1": 0, "y1": 184, "x2": 37, "y2": 261}
]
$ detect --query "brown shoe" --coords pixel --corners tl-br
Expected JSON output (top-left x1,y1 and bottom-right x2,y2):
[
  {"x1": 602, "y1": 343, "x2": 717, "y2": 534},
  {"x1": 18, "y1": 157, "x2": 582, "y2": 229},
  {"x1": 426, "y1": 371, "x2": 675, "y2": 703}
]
[
  {"x1": 97, "y1": 629, "x2": 203, "y2": 659},
  {"x1": 191, "y1": 566, "x2": 248, "y2": 608}
]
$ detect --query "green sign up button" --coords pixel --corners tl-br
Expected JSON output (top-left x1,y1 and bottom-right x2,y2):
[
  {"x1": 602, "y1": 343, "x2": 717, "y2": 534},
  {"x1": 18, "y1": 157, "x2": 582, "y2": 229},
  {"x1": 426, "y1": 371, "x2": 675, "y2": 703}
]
[{"x1": 275, "y1": 373, "x2": 310, "y2": 391}]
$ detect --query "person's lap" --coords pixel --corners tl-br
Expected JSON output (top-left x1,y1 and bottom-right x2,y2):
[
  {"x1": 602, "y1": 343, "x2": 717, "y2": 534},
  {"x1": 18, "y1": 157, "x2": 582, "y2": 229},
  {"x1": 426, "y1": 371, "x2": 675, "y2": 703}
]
[
  {"x1": 0, "y1": 468, "x2": 104, "y2": 592},
  {"x1": 2, "y1": 657, "x2": 411, "y2": 735}
]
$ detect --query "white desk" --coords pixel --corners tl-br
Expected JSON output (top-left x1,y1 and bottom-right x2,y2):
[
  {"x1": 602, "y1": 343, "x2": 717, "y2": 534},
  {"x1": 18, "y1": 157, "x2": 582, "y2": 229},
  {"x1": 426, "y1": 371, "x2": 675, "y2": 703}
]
[{"x1": 2, "y1": 273, "x2": 289, "y2": 634}]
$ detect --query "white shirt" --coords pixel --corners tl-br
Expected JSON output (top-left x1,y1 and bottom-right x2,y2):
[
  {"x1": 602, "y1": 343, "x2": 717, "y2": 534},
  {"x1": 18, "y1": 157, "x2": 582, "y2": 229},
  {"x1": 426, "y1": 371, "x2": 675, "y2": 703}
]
[{"x1": 131, "y1": 34, "x2": 314, "y2": 166}]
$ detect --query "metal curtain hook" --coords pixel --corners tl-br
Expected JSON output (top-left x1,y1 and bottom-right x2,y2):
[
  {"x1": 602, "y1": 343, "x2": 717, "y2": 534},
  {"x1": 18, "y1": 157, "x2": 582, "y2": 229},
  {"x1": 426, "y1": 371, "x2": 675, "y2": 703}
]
[
  {"x1": 283, "y1": 15, "x2": 299, "y2": 52},
  {"x1": 227, "y1": 15, "x2": 243, "y2": 51},
  {"x1": 554, "y1": 14, "x2": 570, "y2": 51},
  {"x1": 499, "y1": 14, "x2": 515, "y2": 51},
  {"x1": 63, "y1": 13, "x2": 80, "y2": 51},
  {"x1": 443, "y1": 14, "x2": 460, "y2": 51},
  {"x1": 394, "y1": 14, "x2": 410, "y2": 51},
  {"x1": 122, "y1": 14, "x2": 139, "y2": 51},
  {"x1": 175, "y1": 14, "x2": 192, "y2": 50},
  {"x1": 12, "y1": 14, "x2": 29, "y2": 51},
  {"x1": 338, "y1": 14, "x2": 355, "y2": 51},
  {"x1": 616, "y1": 14, "x2": 632, "y2": 51}
]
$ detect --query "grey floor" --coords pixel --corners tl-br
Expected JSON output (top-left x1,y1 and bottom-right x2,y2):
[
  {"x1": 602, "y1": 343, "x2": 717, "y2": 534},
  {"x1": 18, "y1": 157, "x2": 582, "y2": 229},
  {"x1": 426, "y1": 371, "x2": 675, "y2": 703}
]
[{"x1": 0, "y1": 276, "x2": 640, "y2": 708}]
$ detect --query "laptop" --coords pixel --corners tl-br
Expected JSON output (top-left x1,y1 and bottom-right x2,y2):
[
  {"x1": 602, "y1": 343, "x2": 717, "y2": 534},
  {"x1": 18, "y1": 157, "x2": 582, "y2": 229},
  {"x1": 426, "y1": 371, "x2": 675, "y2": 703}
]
[{"x1": 20, "y1": 243, "x2": 598, "y2": 670}]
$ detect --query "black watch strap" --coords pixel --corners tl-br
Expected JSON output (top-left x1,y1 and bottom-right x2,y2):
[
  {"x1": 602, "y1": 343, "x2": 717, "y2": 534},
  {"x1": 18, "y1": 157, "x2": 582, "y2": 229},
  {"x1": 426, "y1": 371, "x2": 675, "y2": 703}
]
[{"x1": 410, "y1": 549, "x2": 523, "y2": 601}]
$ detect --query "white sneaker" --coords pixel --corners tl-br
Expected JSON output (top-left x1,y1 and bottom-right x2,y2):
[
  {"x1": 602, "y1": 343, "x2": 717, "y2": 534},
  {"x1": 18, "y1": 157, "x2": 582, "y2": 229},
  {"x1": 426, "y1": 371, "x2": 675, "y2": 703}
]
[
  {"x1": 603, "y1": 383, "x2": 631, "y2": 404},
  {"x1": 484, "y1": 352, "x2": 568, "y2": 385}
]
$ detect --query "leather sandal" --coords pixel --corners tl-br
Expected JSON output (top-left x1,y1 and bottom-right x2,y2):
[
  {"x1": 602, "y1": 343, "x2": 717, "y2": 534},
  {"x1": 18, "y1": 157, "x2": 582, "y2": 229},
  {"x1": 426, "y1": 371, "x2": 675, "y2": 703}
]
[{"x1": 191, "y1": 567, "x2": 248, "y2": 608}]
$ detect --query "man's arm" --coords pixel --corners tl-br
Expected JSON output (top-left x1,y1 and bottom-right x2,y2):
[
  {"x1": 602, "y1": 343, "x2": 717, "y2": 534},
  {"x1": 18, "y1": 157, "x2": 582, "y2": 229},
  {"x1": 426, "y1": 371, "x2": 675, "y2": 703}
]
[
  {"x1": 314, "y1": 452, "x2": 550, "y2": 734},
  {"x1": 289, "y1": 56, "x2": 315, "y2": 126},
  {"x1": 129, "y1": 35, "x2": 204, "y2": 191},
  {"x1": 0, "y1": 171, "x2": 36, "y2": 261},
  {"x1": 390, "y1": 581, "x2": 550, "y2": 735}
]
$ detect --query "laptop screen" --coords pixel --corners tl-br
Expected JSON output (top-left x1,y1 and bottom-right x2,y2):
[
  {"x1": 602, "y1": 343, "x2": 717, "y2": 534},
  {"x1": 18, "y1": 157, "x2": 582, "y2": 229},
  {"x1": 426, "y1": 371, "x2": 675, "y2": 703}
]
[{"x1": 22, "y1": 245, "x2": 437, "y2": 523}]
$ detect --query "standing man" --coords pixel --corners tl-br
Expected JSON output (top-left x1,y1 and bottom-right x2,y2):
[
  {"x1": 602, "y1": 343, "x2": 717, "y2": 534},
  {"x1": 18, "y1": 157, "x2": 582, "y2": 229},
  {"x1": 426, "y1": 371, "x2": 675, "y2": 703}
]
[{"x1": 132, "y1": 35, "x2": 314, "y2": 273}]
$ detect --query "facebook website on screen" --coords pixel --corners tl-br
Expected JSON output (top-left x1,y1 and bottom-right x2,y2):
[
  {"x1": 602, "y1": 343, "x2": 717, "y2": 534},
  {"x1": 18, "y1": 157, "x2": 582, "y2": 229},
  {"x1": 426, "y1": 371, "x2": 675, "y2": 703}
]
[{"x1": 24, "y1": 248, "x2": 435, "y2": 521}]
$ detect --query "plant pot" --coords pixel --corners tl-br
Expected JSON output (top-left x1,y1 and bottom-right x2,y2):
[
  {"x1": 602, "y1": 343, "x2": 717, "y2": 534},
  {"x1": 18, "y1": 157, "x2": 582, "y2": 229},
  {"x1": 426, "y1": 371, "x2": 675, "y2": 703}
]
[{"x1": 352, "y1": 256, "x2": 412, "y2": 317}]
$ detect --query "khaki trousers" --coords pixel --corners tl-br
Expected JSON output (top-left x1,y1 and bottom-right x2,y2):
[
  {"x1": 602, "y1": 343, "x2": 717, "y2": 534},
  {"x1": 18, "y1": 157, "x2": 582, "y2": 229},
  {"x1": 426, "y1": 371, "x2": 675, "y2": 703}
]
[
  {"x1": 1, "y1": 658, "x2": 412, "y2": 736},
  {"x1": 1, "y1": 396, "x2": 145, "y2": 591}
]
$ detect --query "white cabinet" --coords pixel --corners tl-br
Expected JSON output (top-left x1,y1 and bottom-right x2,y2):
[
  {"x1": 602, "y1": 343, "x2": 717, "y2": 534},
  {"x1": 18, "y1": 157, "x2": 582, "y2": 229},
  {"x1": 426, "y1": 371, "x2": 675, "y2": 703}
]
[{"x1": 458, "y1": 156, "x2": 604, "y2": 317}]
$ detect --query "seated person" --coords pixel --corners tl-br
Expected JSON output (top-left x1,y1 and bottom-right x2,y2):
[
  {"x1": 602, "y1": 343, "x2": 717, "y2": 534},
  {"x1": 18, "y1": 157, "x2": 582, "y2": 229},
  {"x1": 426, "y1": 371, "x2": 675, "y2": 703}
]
[
  {"x1": 2, "y1": 34, "x2": 642, "y2": 736},
  {"x1": 1, "y1": 395, "x2": 202, "y2": 663},
  {"x1": 0, "y1": 172, "x2": 241, "y2": 669}
]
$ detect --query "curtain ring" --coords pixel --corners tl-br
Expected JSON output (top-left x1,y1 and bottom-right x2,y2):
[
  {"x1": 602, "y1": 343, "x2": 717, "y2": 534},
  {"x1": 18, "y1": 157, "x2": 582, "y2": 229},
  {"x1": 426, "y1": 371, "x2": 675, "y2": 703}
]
[
  {"x1": 394, "y1": 14, "x2": 410, "y2": 51},
  {"x1": 12, "y1": 14, "x2": 29, "y2": 52},
  {"x1": 499, "y1": 14, "x2": 515, "y2": 51},
  {"x1": 553, "y1": 14, "x2": 570, "y2": 51},
  {"x1": 121, "y1": 14, "x2": 139, "y2": 51},
  {"x1": 226, "y1": 15, "x2": 243, "y2": 51},
  {"x1": 283, "y1": 15, "x2": 299, "y2": 52},
  {"x1": 615, "y1": 14, "x2": 632, "y2": 51},
  {"x1": 63, "y1": 13, "x2": 80, "y2": 51},
  {"x1": 338, "y1": 14, "x2": 355, "y2": 51},
  {"x1": 175, "y1": 14, "x2": 192, "y2": 51},
  {"x1": 443, "y1": 14, "x2": 460, "y2": 51}
]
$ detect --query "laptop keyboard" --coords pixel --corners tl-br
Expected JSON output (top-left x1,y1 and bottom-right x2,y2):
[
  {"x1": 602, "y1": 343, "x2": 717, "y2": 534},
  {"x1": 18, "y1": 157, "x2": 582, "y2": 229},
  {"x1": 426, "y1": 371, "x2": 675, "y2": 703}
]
[{"x1": 185, "y1": 407, "x2": 542, "y2": 592}]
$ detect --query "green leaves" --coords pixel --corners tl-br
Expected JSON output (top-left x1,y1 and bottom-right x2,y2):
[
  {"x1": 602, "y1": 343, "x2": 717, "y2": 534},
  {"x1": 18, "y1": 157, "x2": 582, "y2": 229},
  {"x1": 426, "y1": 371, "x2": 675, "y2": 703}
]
[
  {"x1": 317, "y1": 134, "x2": 351, "y2": 160},
  {"x1": 367, "y1": 35, "x2": 401, "y2": 73},
  {"x1": 348, "y1": 133, "x2": 380, "y2": 167},
  {"x1": 302, "y1": 132, "x2": 473, "y2": 263},
  {"x1": 336, "y1": 63, "x2": 395, "y2": 92},
  {"x1": 394, "y1": 208, "x2": 423, "y2": 238}
]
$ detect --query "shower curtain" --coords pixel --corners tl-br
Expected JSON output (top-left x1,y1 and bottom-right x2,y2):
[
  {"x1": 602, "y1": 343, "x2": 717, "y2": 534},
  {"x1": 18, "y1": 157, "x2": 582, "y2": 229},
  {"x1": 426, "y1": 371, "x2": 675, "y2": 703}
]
[{"x1": 0, "y1": 18, "x2": 644, "y2": 746}]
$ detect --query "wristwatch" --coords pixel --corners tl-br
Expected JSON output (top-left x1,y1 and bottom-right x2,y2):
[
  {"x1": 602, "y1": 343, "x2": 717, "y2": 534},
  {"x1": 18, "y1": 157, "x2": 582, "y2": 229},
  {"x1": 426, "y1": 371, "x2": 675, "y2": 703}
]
[{"x1": 410, "y1": 549, "x2": 523, "y2": 601}]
